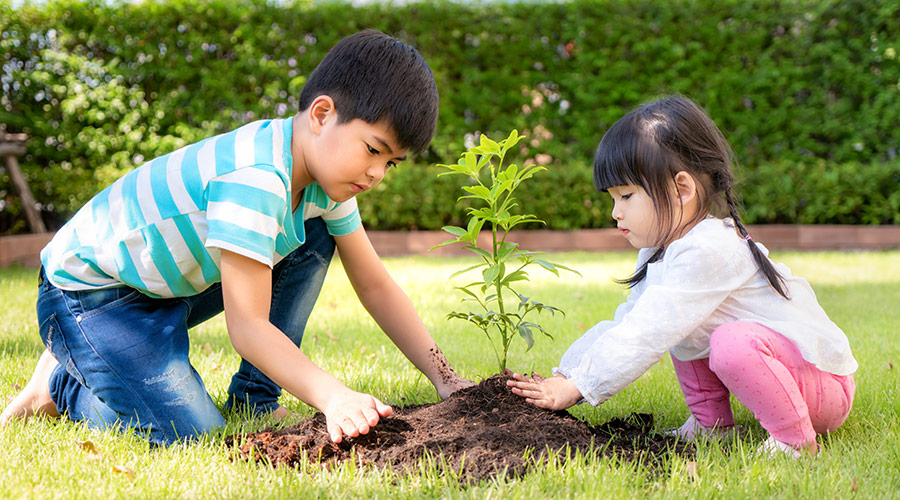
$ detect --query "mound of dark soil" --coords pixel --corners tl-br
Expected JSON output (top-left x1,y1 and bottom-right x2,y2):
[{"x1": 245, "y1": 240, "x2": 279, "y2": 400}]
[{"x1": 226, "y1": 373, "x2": 692, "y2": 482}]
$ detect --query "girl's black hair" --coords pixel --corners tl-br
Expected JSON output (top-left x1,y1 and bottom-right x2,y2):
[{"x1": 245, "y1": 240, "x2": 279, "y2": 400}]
[{"x1": 594, "y1": 95, "x2": 789, "y2": 299}]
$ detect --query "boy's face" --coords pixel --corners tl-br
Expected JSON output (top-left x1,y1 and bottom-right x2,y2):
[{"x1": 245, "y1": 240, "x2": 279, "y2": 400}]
[{"x1": 306, "y1": 115, "x2": 408, "y2": 203}]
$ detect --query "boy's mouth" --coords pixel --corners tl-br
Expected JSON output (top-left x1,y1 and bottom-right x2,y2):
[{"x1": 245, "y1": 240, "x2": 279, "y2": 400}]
[{"x1": 352, "y1": 183, "x2": 369, "y2": 194}]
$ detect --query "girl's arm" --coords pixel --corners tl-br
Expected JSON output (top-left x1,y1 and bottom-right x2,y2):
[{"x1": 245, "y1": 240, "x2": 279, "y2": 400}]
[
  {"x1": 564, "y1": 242, "x2": 744, "y2": 406},
  {"x1": 334, "y1": 226, "x2": 474, "y2": 398}
]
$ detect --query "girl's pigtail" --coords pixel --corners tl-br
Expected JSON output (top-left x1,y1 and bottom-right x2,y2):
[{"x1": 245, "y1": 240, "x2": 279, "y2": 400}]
[
  {"x1": 617, "y1": 247, "x2": 665, "y2": 288},
  {"x1": 725, "y1": 189, "x2": 790, "y2": 299}
]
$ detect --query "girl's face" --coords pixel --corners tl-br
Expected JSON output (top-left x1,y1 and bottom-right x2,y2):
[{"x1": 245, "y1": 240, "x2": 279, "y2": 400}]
[{"x1": 608, "y1": 184, "x2": 660, "y2": 249}]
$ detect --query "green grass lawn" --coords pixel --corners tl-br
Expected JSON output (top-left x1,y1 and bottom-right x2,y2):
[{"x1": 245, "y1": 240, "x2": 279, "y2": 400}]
[{"x1": 1, "y1": 251, "x2": 898, "y2": 499}]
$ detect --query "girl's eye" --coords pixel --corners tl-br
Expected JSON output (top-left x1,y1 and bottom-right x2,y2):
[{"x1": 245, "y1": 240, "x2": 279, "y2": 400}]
[{"x1": 621, "y1": 193, "x2": 632, "y2": 200}]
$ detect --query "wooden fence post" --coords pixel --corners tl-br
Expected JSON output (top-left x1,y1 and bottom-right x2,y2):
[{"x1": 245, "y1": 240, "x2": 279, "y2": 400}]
[{"x1": 0, "y1": 132, "x2": 48, "y2": 234}]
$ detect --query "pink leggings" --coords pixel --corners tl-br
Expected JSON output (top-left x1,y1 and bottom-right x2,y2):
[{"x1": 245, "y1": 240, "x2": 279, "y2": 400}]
[{"x1": 672, "y1": 321, "x2": 855, "y2": 448}]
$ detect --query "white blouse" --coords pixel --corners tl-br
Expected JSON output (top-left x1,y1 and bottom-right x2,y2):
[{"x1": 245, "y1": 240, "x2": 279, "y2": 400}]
[{"x1": 555, "y1": 217, "x2": 858, "y2": 406}]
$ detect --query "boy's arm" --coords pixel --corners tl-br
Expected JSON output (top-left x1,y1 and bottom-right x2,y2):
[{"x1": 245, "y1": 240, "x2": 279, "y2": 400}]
[
  {"x1": 219, "y1": 249, "x2": 392, "y2": 443},
  {"x1": 334, "y1": 226, "x2": 474, "y2": 399}
]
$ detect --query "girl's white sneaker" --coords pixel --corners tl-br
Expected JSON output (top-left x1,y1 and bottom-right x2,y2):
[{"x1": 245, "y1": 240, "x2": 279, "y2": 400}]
[
  {"x1": 757, "y1": 435, "x2": 820, "y2": 459},
  {"x1": 665, "y1": 415, "x2": 739, "y2": 440}
]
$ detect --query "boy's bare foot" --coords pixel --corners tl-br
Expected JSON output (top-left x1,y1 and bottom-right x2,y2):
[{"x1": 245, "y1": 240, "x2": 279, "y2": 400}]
[
  {"x1": 0, "y1": 349, "x2": 60, "y2": 426},
  {"x1": 271, "y1": 405, "x2": 294, "y2": 421}
]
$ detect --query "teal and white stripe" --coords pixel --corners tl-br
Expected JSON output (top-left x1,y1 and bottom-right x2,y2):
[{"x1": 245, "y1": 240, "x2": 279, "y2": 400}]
[{"x1": 42, "y1": 118, "x2": 360, "y2": 298}]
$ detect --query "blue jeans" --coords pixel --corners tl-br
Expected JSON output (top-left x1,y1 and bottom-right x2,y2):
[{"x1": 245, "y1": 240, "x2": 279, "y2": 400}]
[{"x1": 38, "y1": 217, "x2": 335, "y2": 445}]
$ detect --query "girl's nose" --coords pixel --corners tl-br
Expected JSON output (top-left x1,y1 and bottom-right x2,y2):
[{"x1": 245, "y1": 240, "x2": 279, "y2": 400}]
[{"x1": 611, "y1": 204, "x2": 623, "y2": 221}]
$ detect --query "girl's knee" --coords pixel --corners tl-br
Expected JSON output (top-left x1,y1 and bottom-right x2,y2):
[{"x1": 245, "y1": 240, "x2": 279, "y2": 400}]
[{"x1": 708, "y1": 321, "x2": 764, "y2": 377}]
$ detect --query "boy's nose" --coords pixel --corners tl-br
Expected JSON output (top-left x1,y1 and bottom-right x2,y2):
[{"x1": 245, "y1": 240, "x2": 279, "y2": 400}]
[{"x1": 367, "y1": 163, "x2": 387, "y2": 185}]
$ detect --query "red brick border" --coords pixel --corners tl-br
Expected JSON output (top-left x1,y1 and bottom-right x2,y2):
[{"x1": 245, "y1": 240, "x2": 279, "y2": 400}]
[
  {"x1": 2, "y1": 226, "x2": 899, "y2": 267},
  {"x1": 368, "y1": 225, "x2": 900, "y2": 256},
  {"x1": 0, "y1": 232, "x2": 54, "y2": 267}
]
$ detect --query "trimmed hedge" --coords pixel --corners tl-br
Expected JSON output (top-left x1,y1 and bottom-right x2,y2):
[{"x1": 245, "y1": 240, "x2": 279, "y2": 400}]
[{"x1": 2, "y1": 0, "x2": 899, "y2": 233}]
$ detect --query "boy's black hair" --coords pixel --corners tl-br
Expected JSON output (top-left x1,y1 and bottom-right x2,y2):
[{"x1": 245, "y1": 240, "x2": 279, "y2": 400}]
[
  {"x1": 298, "y1": 30, "x2": 439, "y2": 153},
  {"x1": 594, "y1": 95, "x2": 789, "y2": 299}
]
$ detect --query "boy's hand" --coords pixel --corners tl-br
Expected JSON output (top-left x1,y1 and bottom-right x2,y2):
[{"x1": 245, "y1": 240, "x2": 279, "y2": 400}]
[
  {"x1": 506, "y1": 372, "x2": 582, "y2": 411},
  {"x1": 322, "y1": 389, "x2": 393, "y2": 444},
  {"x1": 436, "y1": 375, "x2": 476, "y2": 400}
]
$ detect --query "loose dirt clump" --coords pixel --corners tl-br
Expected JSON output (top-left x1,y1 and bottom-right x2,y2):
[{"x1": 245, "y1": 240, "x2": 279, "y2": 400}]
[{"x1": 226, "y1": 373, "x2": 692, "y2": 482}]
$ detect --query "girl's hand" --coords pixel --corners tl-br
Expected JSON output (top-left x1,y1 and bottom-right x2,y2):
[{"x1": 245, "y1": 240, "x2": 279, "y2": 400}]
[
  {"x1": 321, "y1": 389, "x2": 393, "y2": 443},
  {"x1": 507, "y1": 372, "x2": 582, "y2": 411}
]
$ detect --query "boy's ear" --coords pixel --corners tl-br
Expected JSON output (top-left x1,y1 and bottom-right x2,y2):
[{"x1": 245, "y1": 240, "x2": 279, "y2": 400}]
[
  {"x1": 673, "y1": 171, "x2": 697, "y2": 205},
  {"x1": 307, "y1": 95, "x2": 336, "y2": 135}
]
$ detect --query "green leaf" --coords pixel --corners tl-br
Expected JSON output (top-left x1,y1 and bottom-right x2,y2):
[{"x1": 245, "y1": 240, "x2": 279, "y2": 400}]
[
  {"x1": 482, "y1": 264, "x2": 501, "y2": 287},
  {"x1": 441, "y1": 225, "x2": 466, "y2": 237},
  {"x1": 476, "y1": 153, "x2": 492, "y2": 170},
  {"x1": 496, "y1": 241, "x2": 518, "y2": 261},
  {"x1": 466, "y1": 216, "x2": 484, "y2": 237},
  {"x1": 502, "y1": 270, "x2": 528, "y2": 285},
  {"x1": 449, "y1": 263, "x2": 486, "y2": 280},
  {"x1": 535, "y1": 259, "x2": 560, "y2": 276},
  {"x1": 429, "y1": 239, "x2": 459, "y2": 250},
  {"x1": 455, "y1": 286, "x2": 482, "y2": 301},
  {"x1": 462, "y1": 185, "x2": 492, "y2": 200},
  {"x1": 521, "y1": 321, "x2": 553, "y2": 340},
  {"x1": 479, "y1": 134, "x2": 501, "y2": 154},
  {"x1": 470, "y1": 207, "x2": 493, "y2": 220},
  {"x1": 464, "y1": 151, "x2": 478, "y2": 174},
  {"x1": 502, "y1": 129, "x2": 525, "y2": 152},
  {"x1": 553, "y1": 262, "x2": 582, "y2": 276},
  {"x1": 468, "y1": 246, "x2": 493, "y2": 261},
  {"x1": 517, "y1": 324, "x2": 535, "y2": 350}
]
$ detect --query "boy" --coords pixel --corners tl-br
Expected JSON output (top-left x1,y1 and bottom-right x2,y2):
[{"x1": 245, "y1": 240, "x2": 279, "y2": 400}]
[{"x1": 1, "y1": 30, "x2": 472, "y2": 445}]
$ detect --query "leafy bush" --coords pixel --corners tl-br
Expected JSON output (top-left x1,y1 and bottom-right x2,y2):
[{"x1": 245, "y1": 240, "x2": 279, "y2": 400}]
[{"x1": 2, "y1": 0, "x2": 898, "y2": 233}]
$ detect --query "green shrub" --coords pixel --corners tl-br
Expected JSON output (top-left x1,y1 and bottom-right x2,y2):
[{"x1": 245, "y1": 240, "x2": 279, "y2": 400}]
[{"x1": 2, "y1": 0, "x2": 898, "y2": 233}]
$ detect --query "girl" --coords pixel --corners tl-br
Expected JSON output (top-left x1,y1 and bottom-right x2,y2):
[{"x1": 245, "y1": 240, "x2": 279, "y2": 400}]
[{"x1": 507, "y1": 96, "x2": 857, "y2": 458}]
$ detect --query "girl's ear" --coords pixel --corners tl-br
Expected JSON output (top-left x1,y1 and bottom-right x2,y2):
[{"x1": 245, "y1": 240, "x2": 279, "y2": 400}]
[
  {"x1": 673, "y1": 171, "x2": 698, "y2": 205},
  {"x1": 307, "y1": 95, "x2": 336, "y2": 135}
]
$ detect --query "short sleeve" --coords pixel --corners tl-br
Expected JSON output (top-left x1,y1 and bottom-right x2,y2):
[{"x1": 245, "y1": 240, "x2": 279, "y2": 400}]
[
  {"x1": 204, "y1": 167, "x2": 289, "y2": 267},
  {"x1": 322, "y1": 196, "x2": 361, "y2": 236}
]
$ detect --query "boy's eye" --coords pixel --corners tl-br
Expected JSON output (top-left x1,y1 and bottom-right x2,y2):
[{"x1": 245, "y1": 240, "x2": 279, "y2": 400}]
[
  {"x1": 387, "y1": 161, "x2": 397, "y2": 169},
  {"x1": 367, "y1": 144, "x2": 379, "y2": 155}
]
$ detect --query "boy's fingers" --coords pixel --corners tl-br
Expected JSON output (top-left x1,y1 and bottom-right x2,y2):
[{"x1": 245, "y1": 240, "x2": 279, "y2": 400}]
[
  {"x1": 361, "y1": 406, "x2": 380, "y2": 427},
  {"x1": 373, "y1": 398, "x2": 393, "y2": 417},
  {"x1": 341, "y1": 417, "x2": 360, "y2": 438},
  {"x1": 327, "y1": 421, "x2": 343, "y2": 444},
  {"x1": 349, "y1": 412, "x2": 372, "y2": 435}
]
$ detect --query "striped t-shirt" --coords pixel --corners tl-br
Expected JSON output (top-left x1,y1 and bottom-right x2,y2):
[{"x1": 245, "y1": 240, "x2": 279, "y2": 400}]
[{"x1": 41, "y1": 117, "x2": 360, "y2": 298}]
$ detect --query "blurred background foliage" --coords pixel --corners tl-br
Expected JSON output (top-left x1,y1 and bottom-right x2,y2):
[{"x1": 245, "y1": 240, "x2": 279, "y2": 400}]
[{"x1": 1, "y1": 0, "x2": 899, "y2": 234}]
